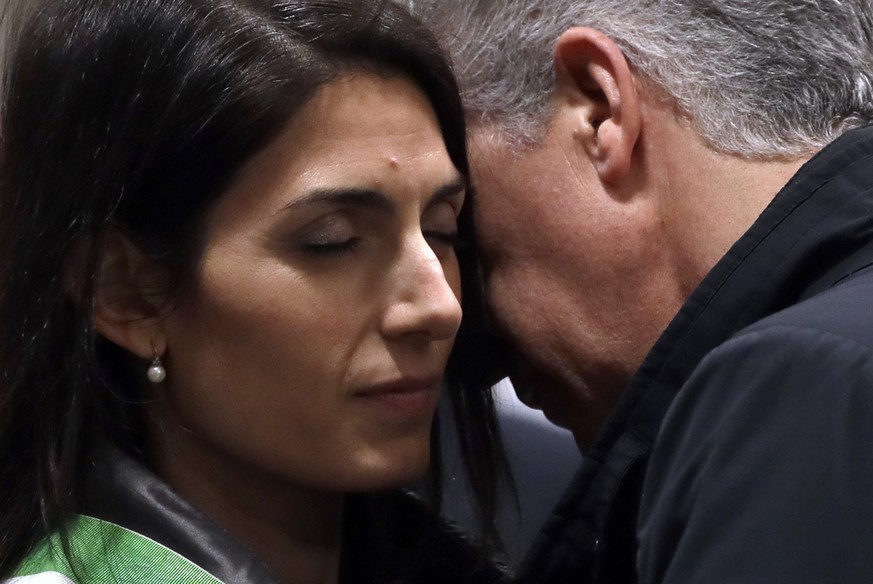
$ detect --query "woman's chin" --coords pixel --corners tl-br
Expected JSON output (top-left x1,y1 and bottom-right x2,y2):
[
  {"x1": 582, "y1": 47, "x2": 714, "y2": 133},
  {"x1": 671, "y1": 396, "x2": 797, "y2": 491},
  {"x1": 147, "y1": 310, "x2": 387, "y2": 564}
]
[{"x1": 340, "y1": 446, "x2": 433, "y2": 492}]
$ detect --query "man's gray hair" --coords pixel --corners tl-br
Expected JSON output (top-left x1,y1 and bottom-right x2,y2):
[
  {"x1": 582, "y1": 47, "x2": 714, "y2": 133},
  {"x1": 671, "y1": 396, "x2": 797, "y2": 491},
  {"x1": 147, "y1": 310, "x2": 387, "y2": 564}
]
[{"x1": 410, "y1": 0, "x2": 873, "y2": 159}]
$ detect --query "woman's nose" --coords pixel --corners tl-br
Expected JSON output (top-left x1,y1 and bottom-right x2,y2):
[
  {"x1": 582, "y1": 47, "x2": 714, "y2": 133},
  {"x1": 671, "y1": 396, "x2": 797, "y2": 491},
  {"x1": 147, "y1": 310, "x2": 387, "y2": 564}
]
[{"x1": 381, "y1": 237, "x2": 462, "y2": 342}]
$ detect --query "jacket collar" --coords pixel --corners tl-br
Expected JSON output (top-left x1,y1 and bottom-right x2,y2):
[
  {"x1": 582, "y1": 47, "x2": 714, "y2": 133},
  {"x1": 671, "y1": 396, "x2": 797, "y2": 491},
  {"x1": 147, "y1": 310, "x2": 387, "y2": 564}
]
[
  {"x1": 79, "y1": 446, "x2": 279, "y2": 583},
  {"x1": 615, "y1": 123, "x2": 873, "y2": 454},
  {"x1": 78, "y1": 446, "x2": 507, "y2": 584}
]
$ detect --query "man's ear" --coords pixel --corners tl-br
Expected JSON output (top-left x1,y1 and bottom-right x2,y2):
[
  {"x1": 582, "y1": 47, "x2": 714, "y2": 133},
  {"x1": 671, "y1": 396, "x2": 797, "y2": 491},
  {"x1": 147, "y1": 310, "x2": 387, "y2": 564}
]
[
  {"x1": 554, "y1": 27, "x2": 642, "y2": 184},
  {"x1": 90, "y1": 228, "x2": 169, "y2": 361}
]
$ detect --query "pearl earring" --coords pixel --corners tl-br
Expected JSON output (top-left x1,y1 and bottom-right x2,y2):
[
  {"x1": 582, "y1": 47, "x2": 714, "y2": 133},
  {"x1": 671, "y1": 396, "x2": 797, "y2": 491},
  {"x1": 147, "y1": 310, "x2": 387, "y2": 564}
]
[{"x1": 147, "y1": 347, "x2": 166, "y2": 384}]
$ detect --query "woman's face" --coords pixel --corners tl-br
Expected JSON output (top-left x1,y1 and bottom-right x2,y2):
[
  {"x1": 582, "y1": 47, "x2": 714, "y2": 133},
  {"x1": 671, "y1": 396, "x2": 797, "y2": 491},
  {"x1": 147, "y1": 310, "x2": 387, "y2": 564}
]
[{"x1": 152, "y1": 73, "x2": 465, "y2": 495}]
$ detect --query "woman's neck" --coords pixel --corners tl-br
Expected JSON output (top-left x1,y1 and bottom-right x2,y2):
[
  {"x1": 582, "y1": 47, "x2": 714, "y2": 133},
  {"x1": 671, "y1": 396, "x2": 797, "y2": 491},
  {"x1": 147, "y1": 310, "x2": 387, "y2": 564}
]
[{"x1": 151, "y1": 429, "x2": 344, "y2": 584}]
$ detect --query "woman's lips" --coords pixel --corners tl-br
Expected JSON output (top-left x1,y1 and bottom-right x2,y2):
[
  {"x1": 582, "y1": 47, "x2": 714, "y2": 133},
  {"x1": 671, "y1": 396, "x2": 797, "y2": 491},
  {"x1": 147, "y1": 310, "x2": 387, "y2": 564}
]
[{"x1": 354, "y1": 376, "x2": 443, "y2": 419}]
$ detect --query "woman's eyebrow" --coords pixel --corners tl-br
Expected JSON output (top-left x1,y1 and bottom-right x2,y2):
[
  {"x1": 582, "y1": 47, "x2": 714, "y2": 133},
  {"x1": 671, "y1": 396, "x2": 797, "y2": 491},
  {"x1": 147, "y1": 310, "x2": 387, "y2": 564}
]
[
  {"x1": 280, "y1": 188, "x2": 394, "y2": 213},
  {"x1": 426, "y1": 177, "x2": 466, "y2": 209},
  {"x1": 280, "y1": 177, "x2": 465, "y2": 214}
]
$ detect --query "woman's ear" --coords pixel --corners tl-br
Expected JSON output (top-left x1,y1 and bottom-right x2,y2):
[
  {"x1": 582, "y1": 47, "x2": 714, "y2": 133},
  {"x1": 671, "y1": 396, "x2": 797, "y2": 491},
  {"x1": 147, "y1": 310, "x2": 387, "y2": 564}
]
[
  {"x1": 553, "y1": 27, "x2": 642, "y2": 184},
  {"x1": 90, "y1": 228, "x2": 169, "y2": 360}
]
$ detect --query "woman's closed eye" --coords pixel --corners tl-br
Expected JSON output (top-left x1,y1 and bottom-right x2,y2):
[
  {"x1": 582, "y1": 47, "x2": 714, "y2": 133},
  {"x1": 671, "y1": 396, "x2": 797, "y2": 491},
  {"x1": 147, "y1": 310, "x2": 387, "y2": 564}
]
[
  {"x1": 423, "y1": 228, "x2": 460, "y2": 248},
  {"x1": 302, "y1": 237, "x2": 361, "y2": 255},
  {"x1": 297, "y1": 215, "x2": 360, "y2": 256},
  {"x1": 422, "y1": 201, "x2": 461, "y2": 256}
]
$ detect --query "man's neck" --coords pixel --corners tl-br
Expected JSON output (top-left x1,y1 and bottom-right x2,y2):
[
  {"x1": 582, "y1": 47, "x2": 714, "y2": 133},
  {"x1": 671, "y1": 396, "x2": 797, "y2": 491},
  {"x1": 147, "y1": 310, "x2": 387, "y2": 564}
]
[{"x1": 653, "y1": 118, "x2": 812, "y2": 295}]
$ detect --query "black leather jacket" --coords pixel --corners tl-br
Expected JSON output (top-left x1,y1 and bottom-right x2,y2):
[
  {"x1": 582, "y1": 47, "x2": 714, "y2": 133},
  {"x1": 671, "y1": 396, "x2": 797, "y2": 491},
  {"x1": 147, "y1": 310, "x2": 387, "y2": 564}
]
[{"x1": 77, "y1": 447, "x2": 509, "y2": 584}]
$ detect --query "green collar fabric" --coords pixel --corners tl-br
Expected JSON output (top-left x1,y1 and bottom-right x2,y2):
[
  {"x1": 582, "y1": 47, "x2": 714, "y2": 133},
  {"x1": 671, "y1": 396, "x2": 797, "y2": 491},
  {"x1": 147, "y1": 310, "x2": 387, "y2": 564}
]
[{"x1": 12, "y1": 515, "x2": 222, "y2": 584}]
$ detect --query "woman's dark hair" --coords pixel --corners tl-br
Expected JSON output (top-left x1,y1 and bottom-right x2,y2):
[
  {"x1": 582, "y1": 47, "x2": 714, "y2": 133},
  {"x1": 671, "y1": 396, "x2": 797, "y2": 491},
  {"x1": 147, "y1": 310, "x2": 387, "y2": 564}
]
[{"x1": 0, "y1": 0, "x2": 512, "y2": 574}]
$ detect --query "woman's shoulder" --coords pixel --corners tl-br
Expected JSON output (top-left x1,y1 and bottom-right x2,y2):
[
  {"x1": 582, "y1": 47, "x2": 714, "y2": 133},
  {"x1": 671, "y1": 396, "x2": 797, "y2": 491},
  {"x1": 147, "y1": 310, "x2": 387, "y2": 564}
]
[
  {"x1": 7, "y1": 515, "x2": 222, "y2": 584},
  {"x1": 343, "y1": 491, "x2": 511, "y2": 584}
]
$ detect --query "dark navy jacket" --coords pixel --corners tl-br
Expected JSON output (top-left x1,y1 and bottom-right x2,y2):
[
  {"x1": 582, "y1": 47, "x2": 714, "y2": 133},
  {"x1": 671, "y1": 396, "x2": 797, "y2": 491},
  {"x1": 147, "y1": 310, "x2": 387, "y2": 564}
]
[{"x1": 517, "y1": 125, "x2": 873, "y2": 584}]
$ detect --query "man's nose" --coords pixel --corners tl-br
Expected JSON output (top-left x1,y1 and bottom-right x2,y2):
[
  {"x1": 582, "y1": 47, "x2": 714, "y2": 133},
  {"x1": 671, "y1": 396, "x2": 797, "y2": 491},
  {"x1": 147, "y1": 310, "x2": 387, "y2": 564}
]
[{"x1": 380, "y1": 236, "x2": 462, "y2": 342}]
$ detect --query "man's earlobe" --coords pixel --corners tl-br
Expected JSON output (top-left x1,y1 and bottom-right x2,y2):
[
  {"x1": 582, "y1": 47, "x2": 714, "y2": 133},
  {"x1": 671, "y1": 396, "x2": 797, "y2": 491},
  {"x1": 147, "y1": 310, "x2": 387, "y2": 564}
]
[
  {"x1": 90, "y1": 228, "x2": 169, "y2": 361},
  {"x1": 554, "y1": 27, "x2": 642, "y2": 184}
]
